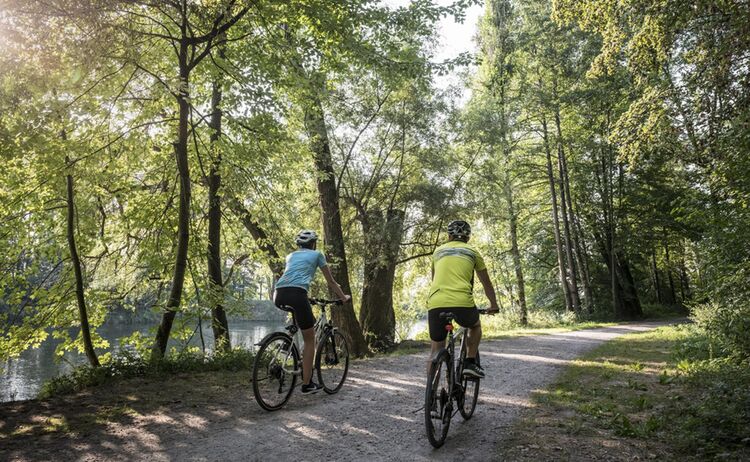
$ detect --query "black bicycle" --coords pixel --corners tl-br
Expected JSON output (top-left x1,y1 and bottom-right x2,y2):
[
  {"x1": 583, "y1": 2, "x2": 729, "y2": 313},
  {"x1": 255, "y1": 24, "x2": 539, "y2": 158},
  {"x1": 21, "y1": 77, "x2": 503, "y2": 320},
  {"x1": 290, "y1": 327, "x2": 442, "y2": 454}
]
[
  {"x1": 251, "y1": 298, "x2": 350, "y2": 411},
  {"x1": 425, "y1": 308, "x2": 493, "y2": 448}
]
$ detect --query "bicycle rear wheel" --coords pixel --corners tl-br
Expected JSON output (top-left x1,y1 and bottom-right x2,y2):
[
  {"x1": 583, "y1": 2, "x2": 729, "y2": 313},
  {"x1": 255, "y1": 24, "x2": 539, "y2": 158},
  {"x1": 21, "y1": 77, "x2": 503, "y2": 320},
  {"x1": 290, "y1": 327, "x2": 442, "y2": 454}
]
[
  {"x1": 458, "y1": 348, "x2": 480, "y2": 420},
  {"x1": 252, "y1": 332, "x2": 299, "y2": 411},
  {"x1": 425, "y1": 349, "x2": 452, "y2": 448},
  {"x1": 316, "y1": 329, "x2": 350, "y2": 394}
]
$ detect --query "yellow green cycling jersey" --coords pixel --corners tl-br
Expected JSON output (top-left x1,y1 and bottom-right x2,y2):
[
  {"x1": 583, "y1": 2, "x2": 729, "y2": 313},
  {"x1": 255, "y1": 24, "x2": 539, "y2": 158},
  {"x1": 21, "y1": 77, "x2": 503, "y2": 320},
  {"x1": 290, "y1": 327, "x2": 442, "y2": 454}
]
[{"x1": 427, "y1": 240, "x2": 486, "y2": 309}]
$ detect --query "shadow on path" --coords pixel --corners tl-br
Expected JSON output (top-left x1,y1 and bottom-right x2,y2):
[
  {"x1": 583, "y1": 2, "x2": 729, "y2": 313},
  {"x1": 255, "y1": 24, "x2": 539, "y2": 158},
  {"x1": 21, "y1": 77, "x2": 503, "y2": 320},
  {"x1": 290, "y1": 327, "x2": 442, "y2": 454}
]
[{"x1": 0, "y1": 320, "x2": 683, "y2": 461}]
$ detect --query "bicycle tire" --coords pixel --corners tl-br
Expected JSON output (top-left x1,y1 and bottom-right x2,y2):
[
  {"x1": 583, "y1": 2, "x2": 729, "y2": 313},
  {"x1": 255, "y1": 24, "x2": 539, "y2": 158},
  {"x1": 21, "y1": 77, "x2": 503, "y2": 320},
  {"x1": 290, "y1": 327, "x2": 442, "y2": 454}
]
[
  {"x1": 458, "y1": 347, "x2": 480, "y2": 420},
  {"x1": 252, "y1": 332, "x2": 299, "y2": 411},
  {"x1": 425, "y1": 349, "x2": 452, "y2": 448},
  {"x1": 316, "y1": 329, "x2": 350, "y2": 394}
]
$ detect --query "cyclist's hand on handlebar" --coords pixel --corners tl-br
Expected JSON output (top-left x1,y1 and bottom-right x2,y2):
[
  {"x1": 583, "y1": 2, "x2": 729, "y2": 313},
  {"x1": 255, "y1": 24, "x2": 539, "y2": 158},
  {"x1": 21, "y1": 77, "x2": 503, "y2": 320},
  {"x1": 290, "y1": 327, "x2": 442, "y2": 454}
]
[
  {"x1": 341, "y1": 294, "x2": 352, "y2": 303},
  {"x1": 486, "y1": 306, "x2": 500, "y2": 315}
]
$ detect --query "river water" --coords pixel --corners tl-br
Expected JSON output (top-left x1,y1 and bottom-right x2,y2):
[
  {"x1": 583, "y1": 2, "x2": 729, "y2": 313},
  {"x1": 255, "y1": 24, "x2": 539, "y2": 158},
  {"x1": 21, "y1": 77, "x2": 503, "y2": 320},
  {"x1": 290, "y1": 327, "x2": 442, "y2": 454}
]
[
  {"x1": 0, "y1": 320, "x2": 287, "y2": 403},
  {"x1": 1, "y1": 320, "x2": 428, "y2": 402}
]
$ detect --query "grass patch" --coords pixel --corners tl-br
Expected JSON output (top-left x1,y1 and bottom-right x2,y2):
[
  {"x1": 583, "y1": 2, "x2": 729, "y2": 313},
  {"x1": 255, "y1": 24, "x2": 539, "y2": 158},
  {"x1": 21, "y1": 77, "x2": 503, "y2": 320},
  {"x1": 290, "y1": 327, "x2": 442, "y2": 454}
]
[
  {"x1": 38, "y1": 347, "x2": 255, "y2": 399},
  {"x1": 8, "y1": 415, "x2": 71, "y2": 437},
  {"x1": 93, "y1": 405, "x2": 140, "y2": 424},
  {"x1": 501, "y1": 324, "x2": 750, "y2": 461}
]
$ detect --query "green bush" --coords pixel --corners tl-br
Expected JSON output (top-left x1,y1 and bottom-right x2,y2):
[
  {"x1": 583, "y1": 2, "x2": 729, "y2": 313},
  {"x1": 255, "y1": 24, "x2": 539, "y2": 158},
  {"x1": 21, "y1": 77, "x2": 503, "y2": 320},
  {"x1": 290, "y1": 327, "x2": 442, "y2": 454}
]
[
  {"x1": 39, "y1": 347, "x2": 254, "y2": 399},
  {"x1": 669, "y1": 358, "x2": 750, "y2": 457},
  {"x1": 640, "y1": 303, "x2": 686, "y2": 320},
  {"x1": 668, "y1": 324, "x2": 750, "y2": 458},
  {"x1": 673, "y1": 324, "x2": 715, "y2": 362},
  {"x1": 692, "y1": 301, "x2": 750, "y2": 361}
]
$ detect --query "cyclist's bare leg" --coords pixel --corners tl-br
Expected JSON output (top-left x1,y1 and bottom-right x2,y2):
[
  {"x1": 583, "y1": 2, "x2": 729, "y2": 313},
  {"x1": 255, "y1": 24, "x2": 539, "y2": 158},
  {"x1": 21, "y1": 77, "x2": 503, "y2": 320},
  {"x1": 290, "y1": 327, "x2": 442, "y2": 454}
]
[
  {"x1": 301, "y1": 327, "x2": 316, "y2": 384},
  {"x1": 466, "y1": 321, "x2": 482, "y2": 359},
  {"x1": 427, "y1": 340, "x2": 443, "y2": 375}
]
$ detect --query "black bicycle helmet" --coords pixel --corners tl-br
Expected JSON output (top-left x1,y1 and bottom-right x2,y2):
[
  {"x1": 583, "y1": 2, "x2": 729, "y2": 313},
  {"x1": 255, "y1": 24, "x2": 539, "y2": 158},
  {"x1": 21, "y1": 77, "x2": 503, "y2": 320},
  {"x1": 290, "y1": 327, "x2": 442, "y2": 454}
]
[
  {"x1": 295, "y1": 229, "x2": 318, "y2": 245},
  {"x1": 447, "y1": 220, "x2": 471, "y2": 239}
]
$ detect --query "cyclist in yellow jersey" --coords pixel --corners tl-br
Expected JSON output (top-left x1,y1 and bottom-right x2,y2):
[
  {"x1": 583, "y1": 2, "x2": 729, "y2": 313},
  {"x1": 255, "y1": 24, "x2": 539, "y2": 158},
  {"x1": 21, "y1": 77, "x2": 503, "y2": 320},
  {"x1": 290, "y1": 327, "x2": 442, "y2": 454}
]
[{"x1": 427, "y1": 220, "x2": 499, "y2": 378}]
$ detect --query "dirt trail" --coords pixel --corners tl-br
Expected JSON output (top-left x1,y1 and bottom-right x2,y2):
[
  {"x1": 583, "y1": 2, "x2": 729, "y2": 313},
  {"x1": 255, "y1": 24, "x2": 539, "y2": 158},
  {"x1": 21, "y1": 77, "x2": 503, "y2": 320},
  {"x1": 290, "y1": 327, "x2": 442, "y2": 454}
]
[{"x1": 2, "y1": 321, "x2": 675, "y2": 462}]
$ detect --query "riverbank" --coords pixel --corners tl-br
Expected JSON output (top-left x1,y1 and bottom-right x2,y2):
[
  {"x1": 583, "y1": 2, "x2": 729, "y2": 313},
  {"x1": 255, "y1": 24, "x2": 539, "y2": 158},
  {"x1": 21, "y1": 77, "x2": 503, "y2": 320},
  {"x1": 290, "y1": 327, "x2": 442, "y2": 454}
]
[{"x1": 1, "y1": 319, "x2": 292, "y2": 402}]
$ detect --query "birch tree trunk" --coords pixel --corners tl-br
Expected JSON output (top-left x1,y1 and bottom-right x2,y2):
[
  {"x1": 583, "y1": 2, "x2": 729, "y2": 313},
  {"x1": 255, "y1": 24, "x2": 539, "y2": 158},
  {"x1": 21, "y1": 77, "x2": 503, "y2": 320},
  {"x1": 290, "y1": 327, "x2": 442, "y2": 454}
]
[
  {"x1": 554, "y1": 104, "x2": 581, "y2": 312},
  {"x1": 505, "y1": 179, "x2": 528, "y2": 325},
  {"x1": 541, "y1": 115, "x2": 572, "y2": 311}
]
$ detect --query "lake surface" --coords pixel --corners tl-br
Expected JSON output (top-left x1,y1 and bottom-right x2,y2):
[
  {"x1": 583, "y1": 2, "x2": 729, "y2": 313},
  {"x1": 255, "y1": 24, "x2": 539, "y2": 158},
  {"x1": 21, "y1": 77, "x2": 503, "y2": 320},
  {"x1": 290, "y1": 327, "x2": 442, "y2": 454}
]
[{"x1": 1, "y1": 319, "x2": 428, "y2": 402}]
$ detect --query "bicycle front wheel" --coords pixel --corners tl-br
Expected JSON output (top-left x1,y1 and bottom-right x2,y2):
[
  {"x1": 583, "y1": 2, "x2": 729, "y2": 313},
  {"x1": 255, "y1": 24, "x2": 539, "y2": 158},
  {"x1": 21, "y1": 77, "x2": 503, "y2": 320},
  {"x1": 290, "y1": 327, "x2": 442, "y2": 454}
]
[
  {"x1": 425, "y1": 349, "x2": 452, "y2": 448},
  {"x1": 316, "y1": 329, "x2": 350, "y2": 394},
  {"x1": 252, "y1": 332, "x2": 299, "y2": 411}
]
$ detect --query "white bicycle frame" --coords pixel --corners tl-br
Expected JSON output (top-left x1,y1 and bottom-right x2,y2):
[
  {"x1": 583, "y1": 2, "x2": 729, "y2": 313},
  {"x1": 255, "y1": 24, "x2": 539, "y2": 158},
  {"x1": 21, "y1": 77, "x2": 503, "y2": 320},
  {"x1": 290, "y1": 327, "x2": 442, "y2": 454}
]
[{"x1": 280, "y1": 305, "x2": 331, "y2": 376}]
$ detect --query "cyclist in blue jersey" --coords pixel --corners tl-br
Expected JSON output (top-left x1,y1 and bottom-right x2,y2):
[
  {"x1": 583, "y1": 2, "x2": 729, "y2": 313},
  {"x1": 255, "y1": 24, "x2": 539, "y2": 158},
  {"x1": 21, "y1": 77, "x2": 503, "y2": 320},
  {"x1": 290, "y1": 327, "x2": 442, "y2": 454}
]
[{"x1": 274, "y1": 230, "x2": 351, "y2": 394}]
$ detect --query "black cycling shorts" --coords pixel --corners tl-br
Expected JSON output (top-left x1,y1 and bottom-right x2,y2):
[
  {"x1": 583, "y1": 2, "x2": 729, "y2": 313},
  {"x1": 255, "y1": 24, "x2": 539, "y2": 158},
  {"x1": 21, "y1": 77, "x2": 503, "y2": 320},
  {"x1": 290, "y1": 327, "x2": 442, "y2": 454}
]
[
  {"x1": 428, "y1": 307, "x2": 480, "y2": 342},
  {"x1": 274, "y1": 287, "x2": 315, "y2": 330}
]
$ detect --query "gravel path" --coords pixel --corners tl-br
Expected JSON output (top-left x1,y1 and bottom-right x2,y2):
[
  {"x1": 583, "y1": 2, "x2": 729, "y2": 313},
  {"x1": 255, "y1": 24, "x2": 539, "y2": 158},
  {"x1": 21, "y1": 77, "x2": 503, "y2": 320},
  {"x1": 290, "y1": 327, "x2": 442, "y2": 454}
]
[
  {"x1": 168, "y1": 321, "x2": 672, "y2": 462},
  {"x1": 3, "y1": 321, "x2": 674, "y2": 462}
]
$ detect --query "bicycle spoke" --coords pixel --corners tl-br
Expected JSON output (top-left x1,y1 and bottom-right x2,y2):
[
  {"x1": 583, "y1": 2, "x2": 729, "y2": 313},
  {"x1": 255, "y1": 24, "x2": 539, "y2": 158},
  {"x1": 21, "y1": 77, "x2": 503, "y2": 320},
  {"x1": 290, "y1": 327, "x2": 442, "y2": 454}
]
[
  {"x1": 252, "y1": 334, "x2": 298, "y2": 411},
  {"x1": 425, "y1": 350, "x2": 452, "y2": 448},
  {"x1": 316, "y1": 330, "x2": 350, "y2": 394}
]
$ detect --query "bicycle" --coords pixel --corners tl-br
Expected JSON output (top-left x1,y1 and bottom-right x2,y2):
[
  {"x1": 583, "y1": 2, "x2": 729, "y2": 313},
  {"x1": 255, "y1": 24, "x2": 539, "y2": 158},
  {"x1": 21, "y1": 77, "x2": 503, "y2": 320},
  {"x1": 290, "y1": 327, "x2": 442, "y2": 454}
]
[
  {"x1": 251, "y1": 298, "x2": 350, "y2": 411},
  {"x1": 424, "y1": 308, "x2": 492, "y2": 448}
]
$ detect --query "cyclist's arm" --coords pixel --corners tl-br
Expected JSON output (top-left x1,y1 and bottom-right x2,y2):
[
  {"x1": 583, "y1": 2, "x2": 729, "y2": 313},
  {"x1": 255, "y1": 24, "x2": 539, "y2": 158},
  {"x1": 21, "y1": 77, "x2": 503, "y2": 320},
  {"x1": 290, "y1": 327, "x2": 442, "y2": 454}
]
[
  {"x1": 321, "y1": 265, "x2": 350, "y2": 302},
  {"x1": 476, "y1": 268, "x2": 499, "y2": 312}
]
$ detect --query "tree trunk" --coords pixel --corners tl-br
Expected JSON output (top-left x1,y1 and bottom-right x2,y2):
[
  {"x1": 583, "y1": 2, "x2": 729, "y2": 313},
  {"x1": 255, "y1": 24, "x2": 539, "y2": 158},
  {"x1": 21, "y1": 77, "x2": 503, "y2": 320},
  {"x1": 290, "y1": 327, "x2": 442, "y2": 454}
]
[
  {"x1": 572, "y1": 204, "x2": 595, "y2": 311},
  {"x1": 651, "y1": 248, "x2": 663, "y2": 304},
  {"x1": 616, "y1": 252, "x2": 643, "y2": 318},
  {"x1": 554, "y1": 106, "x2": 581, "y2": 312},
  {"x1": 207, "y1": 57, "x2": 230, "y2": 353},
  {"x1": 563, "y1": 143, "x2": 594, "y2": 312},
  {"x1": 304, "y1": 92, "x2": 368, "y2": 357},
  {"x1": 679, "y1": 257, "x2": 692, "y2": 302},
  {"x1": 505, "y1": 180, "x2": 528, "y2": 325},
  {"x1": 541, "y1": 115, "x2": 572, "y2": 311},
  {"x1": 65, "y1": 151, "x2": 100, "y2": 368},
  {"x1": 595, "y1": 231, "x2": 643, "y2": 320},
  {"x1": 228, "y1": 198, "x2": 284, "y2": 279},
  {"x1": 359, "y1": 209, "x2": 404, "y2": 350},
  {"x1": 152, "y1": 42, "x2": 191, "y2": 361},
  {"x1": 663, "y1": 234, "x2": 678, "y2": 306}
]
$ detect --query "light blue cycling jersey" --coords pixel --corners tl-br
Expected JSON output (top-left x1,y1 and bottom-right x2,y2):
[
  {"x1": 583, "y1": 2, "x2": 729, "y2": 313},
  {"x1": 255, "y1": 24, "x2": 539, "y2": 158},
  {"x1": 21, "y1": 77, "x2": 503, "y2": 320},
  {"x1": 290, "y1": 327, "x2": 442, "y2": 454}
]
[{"x1": 275, "y1": 249, "x2": 327, "y2": 291}]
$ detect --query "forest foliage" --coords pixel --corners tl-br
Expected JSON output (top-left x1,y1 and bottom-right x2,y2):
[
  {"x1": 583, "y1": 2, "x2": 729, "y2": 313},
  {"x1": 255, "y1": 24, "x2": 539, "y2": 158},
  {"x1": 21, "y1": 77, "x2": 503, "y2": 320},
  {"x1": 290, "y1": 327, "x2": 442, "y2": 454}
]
[{"x1": 0, "y1": 0, "x2": 748, "y2": 368}]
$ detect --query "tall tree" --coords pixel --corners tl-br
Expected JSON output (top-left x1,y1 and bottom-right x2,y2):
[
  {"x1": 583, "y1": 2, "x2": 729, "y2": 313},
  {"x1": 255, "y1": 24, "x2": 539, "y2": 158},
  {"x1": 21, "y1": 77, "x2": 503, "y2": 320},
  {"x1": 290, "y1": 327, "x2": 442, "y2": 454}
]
[
  {"x1": 472, "y1": 0, "x2": 528, "y2": 324},
  {"x1": 206, "y1": 36, "x2": 230, "y2": 353},
  {"x1": 131, "y1": 1, "x2": 250, "y2": 360},
  {"x1": 64, "y1": 145, "x2": 100, "y2": 367}
]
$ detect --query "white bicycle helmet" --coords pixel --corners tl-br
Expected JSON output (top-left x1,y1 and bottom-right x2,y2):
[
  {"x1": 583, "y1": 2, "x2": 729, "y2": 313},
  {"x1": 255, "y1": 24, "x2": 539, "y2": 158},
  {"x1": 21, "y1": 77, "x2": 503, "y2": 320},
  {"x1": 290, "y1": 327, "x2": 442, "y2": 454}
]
[{"x1": 295, "y1": 229, "x2": 319, "y2": 245}]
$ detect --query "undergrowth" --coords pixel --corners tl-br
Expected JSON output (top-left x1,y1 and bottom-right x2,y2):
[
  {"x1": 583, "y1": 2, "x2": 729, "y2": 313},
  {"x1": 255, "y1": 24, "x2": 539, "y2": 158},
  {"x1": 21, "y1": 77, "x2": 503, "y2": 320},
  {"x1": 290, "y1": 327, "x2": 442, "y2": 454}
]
[
  {"x1": 524, "y1": 324, "x2": 750, "y2": 460},
  {"x1": 38, "y1": 347, "x2": 254, "y2": 399}
]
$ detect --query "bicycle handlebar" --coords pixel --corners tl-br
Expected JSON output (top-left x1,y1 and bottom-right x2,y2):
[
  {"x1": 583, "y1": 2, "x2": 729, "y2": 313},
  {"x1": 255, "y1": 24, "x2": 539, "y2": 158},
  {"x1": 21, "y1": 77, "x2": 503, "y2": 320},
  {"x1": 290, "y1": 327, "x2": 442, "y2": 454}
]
[{"x1": 309, "y1": 298, "x2": 344, "y2": 306}]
